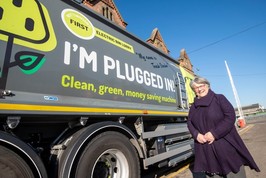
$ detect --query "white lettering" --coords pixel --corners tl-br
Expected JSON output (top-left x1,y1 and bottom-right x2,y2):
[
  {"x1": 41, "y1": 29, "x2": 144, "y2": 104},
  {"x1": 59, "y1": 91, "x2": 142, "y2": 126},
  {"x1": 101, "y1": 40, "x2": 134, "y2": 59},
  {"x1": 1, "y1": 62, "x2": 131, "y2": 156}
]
[
  {"x1": 116, "y1": 60, "x2": 125, "y2": 80},
  {"x1": 102, "y1": 55, "x2": 167, "y2": 90},
  {"x1": 104, "y1": 55, "x2": 115, "y2": 75},
  {"x1": 79, "y1": 47, "x2": 97, "y2": 72},
  {"x1": 64, "y1": 41, "x2": 71, "y2": 65},
  {"x1": 125, "y1": 63, "x2": 135, "y2": 82},
  {"x1": 135, "y1": 67, "x2": 143, "y2": 84},
  {"x1": 143, "y1": 70, "x2": 151, "y2": 86},
  {"x1": 63, "y1": 44, "x2": 173, "y2": 91}
]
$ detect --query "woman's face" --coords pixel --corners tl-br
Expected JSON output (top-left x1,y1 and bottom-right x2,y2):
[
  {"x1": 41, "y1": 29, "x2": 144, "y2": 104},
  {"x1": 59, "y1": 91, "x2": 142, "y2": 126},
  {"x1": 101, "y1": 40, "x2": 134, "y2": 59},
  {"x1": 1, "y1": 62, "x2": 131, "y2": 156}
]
[{"x1": 192, "y1": 83, "x2": 209, "y2": 98}]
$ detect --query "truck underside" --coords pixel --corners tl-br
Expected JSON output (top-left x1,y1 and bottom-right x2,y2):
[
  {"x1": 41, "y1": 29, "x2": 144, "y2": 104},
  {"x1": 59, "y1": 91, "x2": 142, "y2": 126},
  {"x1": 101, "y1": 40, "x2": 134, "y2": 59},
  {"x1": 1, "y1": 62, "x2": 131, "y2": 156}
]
[{"x1": 0, "y1": 114, "x2": 193, "y2": 178}]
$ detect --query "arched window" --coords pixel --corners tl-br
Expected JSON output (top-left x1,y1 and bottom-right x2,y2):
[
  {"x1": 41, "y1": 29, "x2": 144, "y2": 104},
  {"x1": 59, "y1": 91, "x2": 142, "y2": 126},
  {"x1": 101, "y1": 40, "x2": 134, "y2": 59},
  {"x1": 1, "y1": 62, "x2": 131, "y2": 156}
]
[
  {"x1": 110, "y1": 12, "x2": 113, "y2": 21},
  {"x1": 106, "y1": 7, "x2": 109, "y2": 18},
  {"x1": 102, "y1": 7, "x2": 105, "y2": 16}
]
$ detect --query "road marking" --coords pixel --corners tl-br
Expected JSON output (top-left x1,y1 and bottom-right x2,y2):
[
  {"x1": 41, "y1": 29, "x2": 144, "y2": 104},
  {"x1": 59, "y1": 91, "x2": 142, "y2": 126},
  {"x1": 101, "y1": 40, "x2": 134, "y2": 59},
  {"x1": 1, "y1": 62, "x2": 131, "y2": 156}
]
[
  {"x1": 163, "y1": 163, "x2": 191, "y2": 178},
  {"x1": 239, "y1": 124, "x2": 254, "y2": 135}
]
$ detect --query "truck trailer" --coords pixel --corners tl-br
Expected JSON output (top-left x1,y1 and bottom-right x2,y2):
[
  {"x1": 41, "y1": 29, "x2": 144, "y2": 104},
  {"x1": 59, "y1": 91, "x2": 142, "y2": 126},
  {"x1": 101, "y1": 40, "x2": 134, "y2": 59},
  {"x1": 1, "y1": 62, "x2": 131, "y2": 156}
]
[{"x1": 0, "y1": 0, "x2": 194, "y2": 177}]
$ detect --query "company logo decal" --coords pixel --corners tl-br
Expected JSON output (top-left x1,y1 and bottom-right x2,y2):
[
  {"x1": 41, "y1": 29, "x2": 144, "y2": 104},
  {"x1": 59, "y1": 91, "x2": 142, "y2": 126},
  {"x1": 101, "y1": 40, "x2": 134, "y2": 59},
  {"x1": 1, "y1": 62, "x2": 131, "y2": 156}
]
[
  {"x1": 61, "y1": 8, "x2": 134, "y2": 53},
  {"x1": 61, "y1": 9, "x2": 96, "y2": 40}
]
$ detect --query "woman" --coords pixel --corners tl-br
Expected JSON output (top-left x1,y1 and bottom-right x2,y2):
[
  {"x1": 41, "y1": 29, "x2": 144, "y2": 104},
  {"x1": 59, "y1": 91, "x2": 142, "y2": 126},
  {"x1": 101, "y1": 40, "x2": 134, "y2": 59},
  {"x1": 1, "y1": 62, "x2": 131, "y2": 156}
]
[{"x1": 188, "y1": 77, "x2": 260, "y2": 178}]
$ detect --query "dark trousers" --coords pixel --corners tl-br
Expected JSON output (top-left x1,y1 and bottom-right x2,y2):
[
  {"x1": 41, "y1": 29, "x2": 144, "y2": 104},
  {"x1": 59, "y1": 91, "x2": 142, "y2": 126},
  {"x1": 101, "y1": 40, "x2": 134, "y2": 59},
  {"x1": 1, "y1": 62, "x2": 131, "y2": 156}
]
[
  {"x1": 193, "y1": 172, "x2": 206, "y2": 178},
  {"x1": 193, "y1": 165, "x2": 246, "y2": 178}
]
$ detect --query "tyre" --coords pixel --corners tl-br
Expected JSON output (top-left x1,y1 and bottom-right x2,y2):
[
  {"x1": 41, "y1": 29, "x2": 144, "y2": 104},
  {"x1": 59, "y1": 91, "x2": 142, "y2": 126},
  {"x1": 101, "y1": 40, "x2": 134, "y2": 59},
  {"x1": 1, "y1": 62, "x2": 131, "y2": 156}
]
[
  {"x1": 0, "y1": 145, "x2": 34, "y2": 178},
  {"x1": 73, "y1": 131, "x2": 140, "y2": 178}
]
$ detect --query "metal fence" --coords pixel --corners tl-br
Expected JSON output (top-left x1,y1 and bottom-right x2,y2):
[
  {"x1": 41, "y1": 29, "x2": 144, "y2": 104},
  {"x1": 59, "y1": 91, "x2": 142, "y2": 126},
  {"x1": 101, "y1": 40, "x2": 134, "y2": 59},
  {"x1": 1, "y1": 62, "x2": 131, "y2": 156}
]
[{"x1": 245, "y1": 112, "x2": 266, "y2": 122}]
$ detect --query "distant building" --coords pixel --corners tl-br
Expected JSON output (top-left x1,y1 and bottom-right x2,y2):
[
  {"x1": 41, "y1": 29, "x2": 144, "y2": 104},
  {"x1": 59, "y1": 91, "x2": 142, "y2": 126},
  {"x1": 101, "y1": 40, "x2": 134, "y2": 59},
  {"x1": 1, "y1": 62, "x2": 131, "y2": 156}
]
[
  {"x1": 235, "y1": 103, "x2": 265, "y2": 116},
  {"x1": 146, "y1": 28, "x2": 170, "y2": 54},
  {"x1": 177, "y1": 49, "x2": 196, "y2": 105},
  {"x1": 177, "y1": 49, "x2": 194, "y2": 75}
]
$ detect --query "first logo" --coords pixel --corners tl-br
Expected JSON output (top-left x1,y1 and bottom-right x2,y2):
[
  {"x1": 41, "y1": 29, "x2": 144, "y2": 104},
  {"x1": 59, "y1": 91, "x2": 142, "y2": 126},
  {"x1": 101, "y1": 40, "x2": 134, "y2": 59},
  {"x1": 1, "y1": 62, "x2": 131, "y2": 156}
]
[{"x1": 61, "y1": 9, "x2": 95, "y2": 40}]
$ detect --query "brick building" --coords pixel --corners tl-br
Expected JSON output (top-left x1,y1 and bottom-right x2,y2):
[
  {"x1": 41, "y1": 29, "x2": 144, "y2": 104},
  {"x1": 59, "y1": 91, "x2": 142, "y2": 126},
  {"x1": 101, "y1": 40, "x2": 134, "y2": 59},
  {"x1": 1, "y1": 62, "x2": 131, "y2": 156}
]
[{"x1": 83, "y1": 0, "x2": 127, "y2": 29}]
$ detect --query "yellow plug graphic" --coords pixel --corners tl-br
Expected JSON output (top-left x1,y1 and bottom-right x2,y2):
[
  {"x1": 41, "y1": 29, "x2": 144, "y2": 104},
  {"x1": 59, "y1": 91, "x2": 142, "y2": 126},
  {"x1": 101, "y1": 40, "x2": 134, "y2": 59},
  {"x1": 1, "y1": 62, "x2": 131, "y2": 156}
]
[
  {"x1": 0, "y1": 0, "x2": 57, "y2": 89},
  {"x1": 0, "y1": 0, "x2": 56, "y2": 51}
]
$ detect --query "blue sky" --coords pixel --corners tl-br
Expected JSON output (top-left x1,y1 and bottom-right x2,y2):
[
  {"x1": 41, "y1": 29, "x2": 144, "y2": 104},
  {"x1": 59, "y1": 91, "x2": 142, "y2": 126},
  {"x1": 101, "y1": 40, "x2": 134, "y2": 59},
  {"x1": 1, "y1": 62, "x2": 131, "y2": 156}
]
[{"x1": 114, "y1": 0, "x2": 266, "y2": 108}]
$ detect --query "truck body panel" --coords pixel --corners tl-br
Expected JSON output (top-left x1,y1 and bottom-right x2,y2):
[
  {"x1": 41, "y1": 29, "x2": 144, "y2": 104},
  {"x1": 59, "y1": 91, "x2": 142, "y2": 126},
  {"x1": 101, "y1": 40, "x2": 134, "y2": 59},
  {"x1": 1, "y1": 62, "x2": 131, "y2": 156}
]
[
  {"x1": 0, "y1": 1, "x2": 193, "y2": 177},
  {"x1": 0, "y1": 0, "x2": 188, "y2": 115}
]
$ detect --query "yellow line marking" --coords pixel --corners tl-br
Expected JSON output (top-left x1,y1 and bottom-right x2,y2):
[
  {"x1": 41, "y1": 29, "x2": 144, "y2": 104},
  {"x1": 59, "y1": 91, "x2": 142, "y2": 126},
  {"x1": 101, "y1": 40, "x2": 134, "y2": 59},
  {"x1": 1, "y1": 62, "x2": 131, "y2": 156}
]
[
  {"x1": 163, "y1": 164, "x2": 191, "y2": 178},
  {"x1": 0, "y1": 103, "x2": 188, "y2": 116},
  {"x1": 239, "y1": 124, "x2": 254, "y2": 135}
]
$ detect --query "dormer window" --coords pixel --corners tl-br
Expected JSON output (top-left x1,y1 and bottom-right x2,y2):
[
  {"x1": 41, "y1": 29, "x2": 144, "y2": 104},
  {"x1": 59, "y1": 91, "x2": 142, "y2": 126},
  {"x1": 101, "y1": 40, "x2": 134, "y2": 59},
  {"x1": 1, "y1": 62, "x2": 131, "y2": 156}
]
[{"x1": 102, "y1": 6, "x2": 113, "y2": 21}]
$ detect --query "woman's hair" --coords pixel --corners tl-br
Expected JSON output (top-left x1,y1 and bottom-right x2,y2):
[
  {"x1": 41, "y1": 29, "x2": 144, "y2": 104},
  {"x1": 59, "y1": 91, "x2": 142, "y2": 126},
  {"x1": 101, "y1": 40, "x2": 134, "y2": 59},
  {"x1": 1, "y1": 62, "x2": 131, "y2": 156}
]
[{"x1": 190, "y1": 77, "x2": 210, "y2": 88}]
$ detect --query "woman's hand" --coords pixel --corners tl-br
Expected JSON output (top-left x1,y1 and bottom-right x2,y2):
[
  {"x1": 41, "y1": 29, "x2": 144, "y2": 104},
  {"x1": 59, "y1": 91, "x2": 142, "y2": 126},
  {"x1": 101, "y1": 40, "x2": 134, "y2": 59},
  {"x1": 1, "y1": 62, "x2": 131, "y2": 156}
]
[
  {"x1": 204, "y1": 132, "x2": 215, "y2": 144},
  {"x1": 197, "y1": 133, "x2": 207, "y2": 144}
]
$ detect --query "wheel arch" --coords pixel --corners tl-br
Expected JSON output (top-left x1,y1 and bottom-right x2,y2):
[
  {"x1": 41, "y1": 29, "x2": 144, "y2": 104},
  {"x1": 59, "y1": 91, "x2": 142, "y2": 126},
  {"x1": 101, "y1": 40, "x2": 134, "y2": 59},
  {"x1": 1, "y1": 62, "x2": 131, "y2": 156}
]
[
  {"x1": 0, "y1": 130, "x2": 48, "y2": 178},
  {"x1": 58, "y1": 121, "x2": 144, "y2": 178}
]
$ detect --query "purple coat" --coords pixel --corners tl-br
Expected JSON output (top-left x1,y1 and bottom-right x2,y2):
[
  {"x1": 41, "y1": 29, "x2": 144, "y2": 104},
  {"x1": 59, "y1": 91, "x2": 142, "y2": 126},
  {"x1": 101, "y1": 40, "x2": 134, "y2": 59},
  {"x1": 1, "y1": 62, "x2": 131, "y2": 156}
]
[{"x1": 188, "y1": 89, "x2": 260, "y2": 175}]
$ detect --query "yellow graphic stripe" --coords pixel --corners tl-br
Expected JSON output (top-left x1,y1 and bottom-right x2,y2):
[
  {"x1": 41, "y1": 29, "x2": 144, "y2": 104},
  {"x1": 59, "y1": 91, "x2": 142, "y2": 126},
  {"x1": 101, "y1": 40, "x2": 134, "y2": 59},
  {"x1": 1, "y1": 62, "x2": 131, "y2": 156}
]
[
  {"x1": 95, "y1": 28, "x2": 134, "y2": 54},
  {"x1": 0, "y1": 103, "x2": 188, "y2": 116}
]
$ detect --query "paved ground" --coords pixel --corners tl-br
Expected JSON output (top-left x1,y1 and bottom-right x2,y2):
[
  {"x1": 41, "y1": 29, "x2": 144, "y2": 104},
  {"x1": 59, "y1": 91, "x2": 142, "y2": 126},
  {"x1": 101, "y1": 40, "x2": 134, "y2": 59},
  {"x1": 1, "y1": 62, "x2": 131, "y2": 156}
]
[{"x1": 160, "y1": 115, "x2": 266, "y2": 178}]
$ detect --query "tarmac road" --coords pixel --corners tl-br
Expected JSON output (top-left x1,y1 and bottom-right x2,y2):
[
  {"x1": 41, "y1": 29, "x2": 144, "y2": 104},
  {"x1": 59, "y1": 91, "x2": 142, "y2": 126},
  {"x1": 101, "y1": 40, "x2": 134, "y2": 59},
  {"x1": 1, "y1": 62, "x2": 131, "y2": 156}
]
[
  {"x1": 159, "y1": 115, "x2": 266, "y2": 178},
  {"x1": 241, "y1": 117, "x2": 265, "y2": 178}
]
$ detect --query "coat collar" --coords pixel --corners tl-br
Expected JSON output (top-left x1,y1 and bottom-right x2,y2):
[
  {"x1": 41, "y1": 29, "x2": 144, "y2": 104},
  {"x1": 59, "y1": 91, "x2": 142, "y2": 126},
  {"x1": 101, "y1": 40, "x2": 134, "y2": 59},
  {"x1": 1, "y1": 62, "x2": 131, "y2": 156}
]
[{"x1": 194, "y1": 89, "x2": 215, "y2": 107}]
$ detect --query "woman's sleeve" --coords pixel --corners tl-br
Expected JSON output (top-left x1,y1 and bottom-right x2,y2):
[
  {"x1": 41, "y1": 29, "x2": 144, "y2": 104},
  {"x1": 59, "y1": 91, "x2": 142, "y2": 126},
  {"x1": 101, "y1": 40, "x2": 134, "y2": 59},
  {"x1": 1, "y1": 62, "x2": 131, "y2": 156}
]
[
  {"x1": 187, "y1": 106, "x2": 199, "y2": 140},
  {"x1": 210, "y1": 95, "x2": 236, "y2": 139}
]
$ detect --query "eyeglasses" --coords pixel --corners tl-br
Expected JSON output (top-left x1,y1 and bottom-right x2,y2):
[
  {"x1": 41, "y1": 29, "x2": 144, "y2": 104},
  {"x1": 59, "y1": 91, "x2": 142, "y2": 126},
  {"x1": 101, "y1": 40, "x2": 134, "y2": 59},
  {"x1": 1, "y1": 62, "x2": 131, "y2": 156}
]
[{"x1": 193, "y1": 84, "x2": 206, "y2": 91}]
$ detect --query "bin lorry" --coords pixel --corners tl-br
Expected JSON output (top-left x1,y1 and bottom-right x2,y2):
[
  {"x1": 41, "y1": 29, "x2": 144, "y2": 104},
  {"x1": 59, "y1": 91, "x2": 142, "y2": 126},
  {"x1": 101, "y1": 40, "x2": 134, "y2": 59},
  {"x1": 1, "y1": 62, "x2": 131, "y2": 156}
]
[{"x1": 0, "y1": 0, "x2": 194, "y2": 177}]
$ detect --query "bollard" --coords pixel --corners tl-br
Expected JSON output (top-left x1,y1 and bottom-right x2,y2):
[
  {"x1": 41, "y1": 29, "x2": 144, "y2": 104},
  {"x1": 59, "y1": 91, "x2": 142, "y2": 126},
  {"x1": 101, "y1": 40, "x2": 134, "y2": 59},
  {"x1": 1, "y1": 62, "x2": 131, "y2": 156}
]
[{"x1": 238, "y1": 119, "x2": 246, "y2": 128}]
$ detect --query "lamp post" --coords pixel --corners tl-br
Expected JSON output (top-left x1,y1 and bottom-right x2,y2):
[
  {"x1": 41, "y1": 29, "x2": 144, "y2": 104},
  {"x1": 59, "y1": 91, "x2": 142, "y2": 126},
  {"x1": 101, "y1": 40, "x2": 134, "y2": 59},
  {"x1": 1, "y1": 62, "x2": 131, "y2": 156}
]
[{"x1": 225, "y1": 60, "x2": 246, "y2": 128}]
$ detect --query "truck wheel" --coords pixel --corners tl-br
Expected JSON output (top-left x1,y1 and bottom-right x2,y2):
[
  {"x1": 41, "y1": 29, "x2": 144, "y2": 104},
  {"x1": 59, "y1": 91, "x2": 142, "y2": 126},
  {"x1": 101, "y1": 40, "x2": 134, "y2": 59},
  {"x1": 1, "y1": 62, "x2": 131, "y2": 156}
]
[
  {"x1": 74, "y1": 131, "x2": 140, "y2": 178},
  {"x1": 0, "y1": 145, "x2": 34, "y2": 178}
]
